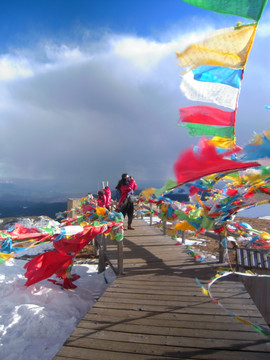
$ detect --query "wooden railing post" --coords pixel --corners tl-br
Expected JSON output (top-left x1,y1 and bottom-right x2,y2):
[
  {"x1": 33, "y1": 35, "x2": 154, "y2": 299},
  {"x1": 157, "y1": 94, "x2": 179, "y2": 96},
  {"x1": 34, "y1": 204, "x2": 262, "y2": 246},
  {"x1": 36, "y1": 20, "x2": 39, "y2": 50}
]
[
  {"x1": 92, "y1": 237, "x2": 98, "y2": 257},
  {"x1": 182, "y1": 231, "x2": 186, "y2": 245},
  {"x1": 219, "y1": 233, "x2": 225, "y2": 263},
  {"x1": 98, "y1": 233, "x2": 106, "y2": 273},
  {"x1": 150, "y1": 203, "x2": 153, "y2": 226},
  {"x1": 117, "y1": 241, "x2": 124, "y2": 275},
  {"x1": 163, "y1": 219, "x2": 167, "y2": 235}
]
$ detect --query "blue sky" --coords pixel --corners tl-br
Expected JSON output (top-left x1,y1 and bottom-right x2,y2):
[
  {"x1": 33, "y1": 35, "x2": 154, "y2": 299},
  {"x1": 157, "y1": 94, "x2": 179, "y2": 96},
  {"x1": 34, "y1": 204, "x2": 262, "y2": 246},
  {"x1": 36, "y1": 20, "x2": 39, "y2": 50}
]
[
  {"x1": 0, "y1": 0, "x2": 204, "y2": 50},
  {"x1": 0, "y1": 0, "x2": 269, "y2": 196}
]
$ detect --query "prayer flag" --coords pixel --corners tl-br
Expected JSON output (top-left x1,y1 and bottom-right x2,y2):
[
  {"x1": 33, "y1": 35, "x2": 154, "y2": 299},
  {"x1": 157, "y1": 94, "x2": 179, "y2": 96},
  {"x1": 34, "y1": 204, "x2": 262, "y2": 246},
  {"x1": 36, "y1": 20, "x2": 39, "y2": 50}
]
[
  {"x1": 180, "y1": 66, "x2": 242, "y2": 109},
  {"x1": 181, "y1": 0, "x2": 268, "y2": 22},
  {"x1": 24, "y1": 252, "x2": 73, "y2": 287},
  {"x1": 176, "y1": 24, "x2": 257, "y2": 71},
  {"x1": 53, "y1": 226, "x2": 105, "y2": 255},
  {"x1": 209, "y1": 136, "x2": 236, "y2": 149},
  {"x1": 182, "y1": 123, "x2": 235, "y2": 138},
  {"x1": 174, "y1": 138, "x2": 260, "y2": 184},
  {"x1": 179, "y1": 106, "x2": 236, "y2": 126}
]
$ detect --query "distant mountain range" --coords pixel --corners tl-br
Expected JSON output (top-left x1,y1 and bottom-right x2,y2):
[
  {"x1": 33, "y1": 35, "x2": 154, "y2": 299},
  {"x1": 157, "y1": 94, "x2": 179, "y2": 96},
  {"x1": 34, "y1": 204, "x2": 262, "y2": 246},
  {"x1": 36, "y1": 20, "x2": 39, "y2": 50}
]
[
  {"x1": 0, "y1": 179, "x2": 193, "y2": 219},
  {"x1": 0, "y1": 200, "x2": 67, "y2": 219},
  {"x1": 163, "y1": 184, "x2": 191, "y2": 202},
  {"x1": 0, "y1": 179, "x2": 80, "y2": 219}
]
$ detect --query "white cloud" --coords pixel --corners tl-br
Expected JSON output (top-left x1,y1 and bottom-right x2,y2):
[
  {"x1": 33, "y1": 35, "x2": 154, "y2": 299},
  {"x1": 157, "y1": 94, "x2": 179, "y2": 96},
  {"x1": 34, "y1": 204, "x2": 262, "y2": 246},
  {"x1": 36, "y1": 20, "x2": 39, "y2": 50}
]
[{"x1": 0, "y1": 56, "x2": 33, "y2": 80}]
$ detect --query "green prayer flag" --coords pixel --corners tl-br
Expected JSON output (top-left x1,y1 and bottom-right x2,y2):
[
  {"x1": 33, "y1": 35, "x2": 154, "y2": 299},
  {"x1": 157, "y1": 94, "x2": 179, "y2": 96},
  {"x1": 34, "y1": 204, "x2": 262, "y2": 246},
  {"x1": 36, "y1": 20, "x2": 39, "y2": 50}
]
[
  {"x1": 181, "y1": 0, "x2": 268, "y2": 22},
  {"x1": 115, "y1": 233, "x2": 124, "y2": 242},
  {"x1": 180, "y1": 122, "x2": 235, "y2": 138},
  {"x1": 154, "y1": 179, "x2": 178, "y2": 196}
]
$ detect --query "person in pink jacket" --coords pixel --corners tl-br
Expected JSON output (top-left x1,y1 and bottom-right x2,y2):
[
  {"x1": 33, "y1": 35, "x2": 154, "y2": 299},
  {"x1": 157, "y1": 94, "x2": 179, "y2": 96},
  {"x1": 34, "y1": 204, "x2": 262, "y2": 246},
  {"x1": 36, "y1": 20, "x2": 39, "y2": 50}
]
[
  {"x1": 103, "y1": 186, "x2": 111, "y2": 210},
  {"x1": 116, "y1": 174, "x2": 137, "y2": 230}
]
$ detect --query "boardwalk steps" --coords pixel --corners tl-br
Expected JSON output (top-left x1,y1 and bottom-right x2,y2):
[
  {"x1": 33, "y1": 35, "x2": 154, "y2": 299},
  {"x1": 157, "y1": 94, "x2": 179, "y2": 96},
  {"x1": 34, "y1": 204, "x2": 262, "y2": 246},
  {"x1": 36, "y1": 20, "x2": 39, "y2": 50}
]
[{"x1": 54, "y1": 219, "x2": 270, "y2": 360}]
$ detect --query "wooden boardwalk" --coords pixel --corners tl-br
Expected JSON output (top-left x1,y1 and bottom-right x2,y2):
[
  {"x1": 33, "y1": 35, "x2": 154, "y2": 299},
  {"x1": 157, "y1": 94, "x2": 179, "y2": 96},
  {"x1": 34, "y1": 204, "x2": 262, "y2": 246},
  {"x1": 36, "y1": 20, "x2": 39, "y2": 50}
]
[{"x1": 54, "y1": 219, "x2": 270, "y2": 360}]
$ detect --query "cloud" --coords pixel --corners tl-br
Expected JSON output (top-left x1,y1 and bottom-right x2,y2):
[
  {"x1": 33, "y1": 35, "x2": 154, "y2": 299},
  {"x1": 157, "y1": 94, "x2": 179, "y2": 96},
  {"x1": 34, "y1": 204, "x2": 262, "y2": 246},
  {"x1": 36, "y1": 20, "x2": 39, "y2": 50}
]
[
  {"x1": 0, "y1": 32, "x2": 189, "y2": 193},
  {"x1": 0, "y1": 18, "x2": 269, "y2": 195}
]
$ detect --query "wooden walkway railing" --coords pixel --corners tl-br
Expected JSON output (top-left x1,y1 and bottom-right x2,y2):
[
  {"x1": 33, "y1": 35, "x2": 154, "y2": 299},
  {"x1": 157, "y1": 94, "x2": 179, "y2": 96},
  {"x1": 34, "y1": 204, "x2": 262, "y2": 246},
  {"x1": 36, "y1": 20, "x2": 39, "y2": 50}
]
[{"x1": 54, "y1": 218, "x2": 270, "y2": 360}]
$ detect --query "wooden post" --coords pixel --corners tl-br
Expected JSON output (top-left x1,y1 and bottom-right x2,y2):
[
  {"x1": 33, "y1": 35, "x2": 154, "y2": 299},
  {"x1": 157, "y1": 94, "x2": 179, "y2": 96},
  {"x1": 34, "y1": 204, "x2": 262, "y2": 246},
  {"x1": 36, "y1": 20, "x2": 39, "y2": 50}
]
[
  {"x1": 163, "y1": 219, "x2": 167, "y2": 235},
  {"x1": 219, "y1": 233, "x2": 225, "y2": 263},
  {"x1": 182, "y1": 231, "x2": 186, "y2": 245},
  {"x1": 117, "y1": 241, "x2": 124, "y2": 275},
  {"x1": 92, "y1": 237, "x2": 98, "y2": 257},
  {"x1": 150, "y1": 203, "x2": 153, "y2": 226},
  {"x1": 98, "y1": 234, "x2": 106, "y2": 273}
]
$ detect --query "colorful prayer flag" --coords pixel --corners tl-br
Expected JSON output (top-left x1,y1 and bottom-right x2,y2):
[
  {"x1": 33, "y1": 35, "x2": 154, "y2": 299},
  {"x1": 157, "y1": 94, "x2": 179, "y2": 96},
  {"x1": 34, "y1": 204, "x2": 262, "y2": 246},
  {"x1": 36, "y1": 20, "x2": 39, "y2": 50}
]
[
  {"x1": 181, "y1": 0, "x2": 268, "y2": 22},
  {"x1": 173, "y1": 138, "x2": 260, "y2": 184},
  {"x1": 176, "y1": 24, "x2": 257, "y2": 71},
  {"x1": 180, "y1": 66, "x2": 242, "y2": 109}
]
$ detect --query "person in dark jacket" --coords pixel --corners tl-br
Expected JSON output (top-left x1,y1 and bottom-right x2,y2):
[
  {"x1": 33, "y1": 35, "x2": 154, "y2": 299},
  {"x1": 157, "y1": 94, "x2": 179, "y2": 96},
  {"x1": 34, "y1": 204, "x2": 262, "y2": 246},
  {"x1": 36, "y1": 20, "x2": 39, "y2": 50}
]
[{"x1": 116, "y1": 173, "x2": 137, "y2": 230}]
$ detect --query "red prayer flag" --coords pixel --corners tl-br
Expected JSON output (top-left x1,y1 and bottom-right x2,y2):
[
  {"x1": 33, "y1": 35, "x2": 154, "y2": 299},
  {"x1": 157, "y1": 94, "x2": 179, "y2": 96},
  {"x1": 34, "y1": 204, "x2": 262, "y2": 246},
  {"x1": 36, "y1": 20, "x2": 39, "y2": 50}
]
[
  {"x1": 53, "y1": 225, "x2": 105, "y2": 255},
  {"x1": 174, "y1": 138, "x2": 260, "y2": 185},
  {"x1": 24, "y1": 252, "x2": 73, "y2": 287},
  {"x1": 179, "y1": 106, "x2": 236, "y2": 127}
]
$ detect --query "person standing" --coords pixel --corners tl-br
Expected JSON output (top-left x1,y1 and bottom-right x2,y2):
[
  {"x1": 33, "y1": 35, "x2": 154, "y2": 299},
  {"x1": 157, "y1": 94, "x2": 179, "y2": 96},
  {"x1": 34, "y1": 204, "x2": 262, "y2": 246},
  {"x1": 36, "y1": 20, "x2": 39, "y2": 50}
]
[
  {"x1": 116, "y1": 174, "x2": 137, "y2": 230},
  {"x1": 103, "y1": 186, "x2": 112, "y2": 210},
  {"x1": 97, "y1": 190, "x2": 106, "y2": 207}
]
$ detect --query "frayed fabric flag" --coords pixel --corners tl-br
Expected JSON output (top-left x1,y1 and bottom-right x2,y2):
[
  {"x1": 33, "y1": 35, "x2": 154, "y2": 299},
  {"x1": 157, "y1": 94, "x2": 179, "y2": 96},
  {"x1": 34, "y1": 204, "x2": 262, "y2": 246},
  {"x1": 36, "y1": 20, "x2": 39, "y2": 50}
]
[
  {"x1": 174, "y1": 138, "x2": 260, "y2": 184},
  {"x1": 179, "y1": 105, "x2": 236, "y2": 138},
  {"x1": 176, "y1": 24, "x2": 257, "y2": 71},
  {"x1": 180, "y1": 66, "x2": 243, "y2": 109},
  {"x1": 209, "y1": 136, "x2": 236, "y2": 149},
  {"x1": 181, "y1": 0, "x2": 268, "y2": 22}
]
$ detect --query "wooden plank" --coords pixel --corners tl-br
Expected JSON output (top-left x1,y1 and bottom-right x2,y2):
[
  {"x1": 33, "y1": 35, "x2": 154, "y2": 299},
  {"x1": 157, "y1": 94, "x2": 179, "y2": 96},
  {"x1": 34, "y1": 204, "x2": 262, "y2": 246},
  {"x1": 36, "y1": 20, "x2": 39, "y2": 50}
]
[
  {"x1": 81, "y1": 312, "x2": 261, "y2": 332},
  {"x1": 55, "y1": 342, "x2": 270, "y2": 360},
  {"x1": 67, "y1": 329, "x2": 270, "y2": 352},
  {"x1": 85, "y1": 307, "x2": 266, "y2": 326},
  {"x1": 75, "y1": 319, "x2": 265, "y2": 341}
]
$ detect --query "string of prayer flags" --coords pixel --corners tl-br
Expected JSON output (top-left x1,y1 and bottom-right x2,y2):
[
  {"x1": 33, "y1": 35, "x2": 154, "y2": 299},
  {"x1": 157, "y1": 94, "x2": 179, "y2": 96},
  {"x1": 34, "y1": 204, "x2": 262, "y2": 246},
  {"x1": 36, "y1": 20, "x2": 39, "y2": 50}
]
[
  {"x1": 202, "y1": 270, "x2": 270, "y2": 338},
  {"x1": 180, "y1": 66, "x2": 243, "y2": 110},
  {"x1": 179, "y1": 106, "x2": 236, "y2": 138},
  {"x1": 181, "y1": 0, "x2": 268, "y2": 22},
  {"x1": 176, "y1": 24, "x2": 257, "y2": 71}
]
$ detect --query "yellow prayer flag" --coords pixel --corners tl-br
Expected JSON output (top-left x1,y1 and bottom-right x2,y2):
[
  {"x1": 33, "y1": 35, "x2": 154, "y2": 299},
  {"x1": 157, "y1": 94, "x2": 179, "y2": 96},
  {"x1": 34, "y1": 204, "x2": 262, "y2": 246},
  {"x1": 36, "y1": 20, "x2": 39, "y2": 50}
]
[
  {"x1": 174, "y1": 221, "x2": 196, "y2": 232},
  {"x1": 209, "y1": 136, "x2": 236, "y2": 149},
  {"x1": 141, "y1": 188, "x2": 155, "y2": 199},
  {"x1": 264, "y1": 128, "x2": 270, "y2": 139},
  {"x1": 96, "y1": 207, "x2": 107, "y2": 216},
  {"x1": 201, "y1": 286, "x2": 209, "y2": 296},
  {"x1": 0, "y1": 252, "x2": 15, "y2": 260},
  {"x1": 235, "y1": 316, "x2": 252, "y2": 325},
  {"x1": 177, "y1": 24, "x2": 257, "y2": 71}
]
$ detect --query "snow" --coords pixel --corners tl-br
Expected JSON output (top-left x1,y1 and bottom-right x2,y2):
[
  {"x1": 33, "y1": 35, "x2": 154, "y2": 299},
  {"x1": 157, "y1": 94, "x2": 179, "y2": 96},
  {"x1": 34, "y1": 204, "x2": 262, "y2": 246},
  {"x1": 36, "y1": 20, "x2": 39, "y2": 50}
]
[{"x1": 0, "y1": 241, "x2": 116, "y2": 360}]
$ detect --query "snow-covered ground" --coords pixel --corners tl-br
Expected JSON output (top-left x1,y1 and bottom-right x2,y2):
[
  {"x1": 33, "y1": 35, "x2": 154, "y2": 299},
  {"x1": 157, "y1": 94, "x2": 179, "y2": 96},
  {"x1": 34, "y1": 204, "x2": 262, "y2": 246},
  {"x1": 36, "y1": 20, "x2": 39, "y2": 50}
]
[{"x1": 0, "y1": 231, "x2": 116, "y2": 360}]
